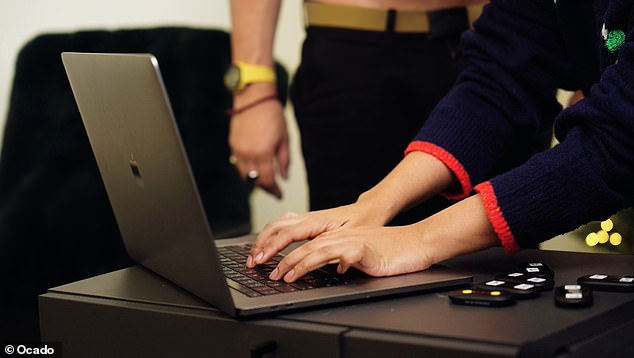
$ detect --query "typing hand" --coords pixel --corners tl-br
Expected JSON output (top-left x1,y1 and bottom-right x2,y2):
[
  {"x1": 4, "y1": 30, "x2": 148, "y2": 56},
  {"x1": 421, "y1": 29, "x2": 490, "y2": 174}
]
[
  {"x1": 246, "y1": 203, "x2": 409, "y2": 280},
  {"x1": 262, "y1": 194, "x2": 504, "y2": 283},
  {"x1": 246, "y1": 210, "x2": 349, "y2": 269},
  {"x1": 249, "y1": 194, "x2": 503, "y2": 283},
  {"x1": 267, "y1": 225, "x2": 434, "y2": 282}
]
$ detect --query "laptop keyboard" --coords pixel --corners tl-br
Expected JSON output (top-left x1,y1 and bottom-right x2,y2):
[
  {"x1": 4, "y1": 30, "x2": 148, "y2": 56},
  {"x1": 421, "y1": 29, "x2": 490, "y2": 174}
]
[{"x1": 218, "y1": 244, "x2": 353, "y2": 297}]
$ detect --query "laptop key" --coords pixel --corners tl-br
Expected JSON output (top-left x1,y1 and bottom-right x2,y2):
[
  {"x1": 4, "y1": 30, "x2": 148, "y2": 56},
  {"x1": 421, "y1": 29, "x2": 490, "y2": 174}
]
[
  {"x1": 291, "y1": 282, "x2": 315, "y2": 290},
  {"x1": 252, "y1": 286, "x2": 279, "y2": 295},
  {"x1": 226, "y1": 279, "x2": 261, "y2": 297},
  {"x1": 274, "y1": 285, "x2": 299, "y2": 293}
]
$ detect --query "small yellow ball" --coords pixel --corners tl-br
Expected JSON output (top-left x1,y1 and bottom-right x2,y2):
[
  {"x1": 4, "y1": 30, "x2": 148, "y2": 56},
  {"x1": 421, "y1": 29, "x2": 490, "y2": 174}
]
[
  {"x1": 600, "y1": 219, "x2": 614, "y2": 232},
  {"x1": 609, "y1": 233, "x2": 623, "y2": 246},
  {"x1": 597, "y1": 230, "x2": 609, "y2": 244},
  {"x1": 585, "y1": 232, "x2": 599, "y2": 247}
]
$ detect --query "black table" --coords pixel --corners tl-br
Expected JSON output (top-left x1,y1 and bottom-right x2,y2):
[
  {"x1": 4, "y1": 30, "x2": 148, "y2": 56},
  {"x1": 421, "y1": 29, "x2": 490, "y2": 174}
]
[{"x1": 39, "y1": 248, "x2": 634, "y2": 357}]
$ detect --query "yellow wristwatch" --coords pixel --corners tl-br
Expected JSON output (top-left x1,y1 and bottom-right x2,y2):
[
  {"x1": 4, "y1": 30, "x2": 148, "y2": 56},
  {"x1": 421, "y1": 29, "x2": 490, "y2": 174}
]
[{"x1": 224, "y1": 61, "x2": 276, "y2": 93}]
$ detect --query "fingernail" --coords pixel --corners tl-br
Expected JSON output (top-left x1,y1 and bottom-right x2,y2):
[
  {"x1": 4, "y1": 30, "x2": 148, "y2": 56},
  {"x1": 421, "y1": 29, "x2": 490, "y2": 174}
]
[
  {"x1": 269, "y1": 267, "x2": 279, "y2": 280},
  {"x1": 246, "y1": 255, "x2": 253, "y2": 267},
  {"x1": 255, "y1": 251, "x2": 264, "y2": 263},
  {"x1": 284, "y1": 269, "x2": 296, "y2": 282}
]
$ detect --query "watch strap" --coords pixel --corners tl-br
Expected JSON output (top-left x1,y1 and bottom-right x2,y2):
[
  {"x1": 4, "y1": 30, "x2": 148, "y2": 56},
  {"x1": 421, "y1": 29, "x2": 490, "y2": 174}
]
[{"x1": 235, "y1": 61, "x2": 276, "y2": 91}]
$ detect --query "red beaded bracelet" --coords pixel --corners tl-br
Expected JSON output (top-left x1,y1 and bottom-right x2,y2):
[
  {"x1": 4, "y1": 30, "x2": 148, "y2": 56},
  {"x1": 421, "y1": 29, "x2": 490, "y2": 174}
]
[{"x1": 225, "y1": 94, "x2": 278, "y2": 117}]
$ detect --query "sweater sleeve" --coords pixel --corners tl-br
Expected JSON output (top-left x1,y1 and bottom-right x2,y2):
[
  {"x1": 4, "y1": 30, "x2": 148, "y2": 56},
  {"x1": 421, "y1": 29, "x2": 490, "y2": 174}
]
[
  {"x1": 408, "y1": 0, "x2": 634, "y2": 252},
  {"x1": 476, "y1": 23, "x2": 634, "y2": 250},
  {"x1": 408, "y1": 0, "x2": 576, "y2": 199}
]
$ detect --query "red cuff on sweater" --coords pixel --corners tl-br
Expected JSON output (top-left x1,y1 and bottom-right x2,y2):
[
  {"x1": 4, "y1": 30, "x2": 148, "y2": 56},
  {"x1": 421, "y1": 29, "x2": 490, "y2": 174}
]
[
  {"x1": 404, "y1": 141, "x2": 472, "y2": 200},
  {"x1": 474, "y1": 181, "x2": 520, "y2": 255}
]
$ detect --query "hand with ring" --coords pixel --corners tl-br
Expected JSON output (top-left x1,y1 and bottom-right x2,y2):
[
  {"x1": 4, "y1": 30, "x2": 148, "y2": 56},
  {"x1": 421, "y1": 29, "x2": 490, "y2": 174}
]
[
  {"x1": 228, "y1": 90, "x2": 289, "y2": 199},
  {"x1": 228, "y1": 156, "x2": 261, "y2": 181}
]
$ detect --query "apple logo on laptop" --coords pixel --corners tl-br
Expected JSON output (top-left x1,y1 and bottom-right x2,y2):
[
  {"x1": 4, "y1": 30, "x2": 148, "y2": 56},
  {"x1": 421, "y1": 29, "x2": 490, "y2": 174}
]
[{"x1": 129, "y1": 154, "x2": 144, "y2": 188}]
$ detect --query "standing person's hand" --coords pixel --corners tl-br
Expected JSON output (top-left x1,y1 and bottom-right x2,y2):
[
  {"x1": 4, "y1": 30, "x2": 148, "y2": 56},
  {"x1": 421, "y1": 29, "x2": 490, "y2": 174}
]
[{"x1": 229, "y1": 84, "x2": 289, "y2": 199}]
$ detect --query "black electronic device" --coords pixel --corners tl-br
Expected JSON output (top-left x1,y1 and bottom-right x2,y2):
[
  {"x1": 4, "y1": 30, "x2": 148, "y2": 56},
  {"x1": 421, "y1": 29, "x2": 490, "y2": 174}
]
[
  {"x1": 476, "y1": 280, "x2": 541, "y2": 299},
  {"x1": 577, "y1": 274, "x2": 634, "y2": 292},
  {"x1": 448, "y1": 288, "x2": 516, "y2": 307},
  {"x1": 516, "y1": 262, "x2": 554, "y2": 278},
  {"x1": 554, "y1": 284, "x2": 593, "y2": 308},
  {"x1": 495, "y1": 272, "x2": 554, "y2": 291}
]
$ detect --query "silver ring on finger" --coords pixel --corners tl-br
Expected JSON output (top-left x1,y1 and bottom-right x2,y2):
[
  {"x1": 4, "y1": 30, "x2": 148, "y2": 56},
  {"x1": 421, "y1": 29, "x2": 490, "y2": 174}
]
[{"x1": 247, "y1": 169, "x2": 259, "y2": 181}]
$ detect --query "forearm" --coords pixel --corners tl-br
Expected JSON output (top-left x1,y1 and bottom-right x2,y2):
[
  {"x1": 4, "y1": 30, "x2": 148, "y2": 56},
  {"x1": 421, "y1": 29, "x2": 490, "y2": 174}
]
[
  {"x1": 357, "y1": 153, "x2": 498, "y2": 262},
  {"x1": 357, "y1": 151, "x2": 456, "y2": 224},
  {"x1": 229, "y1": 0, "x2": 281, "y2": 103},
  {"x1": 229, "y1": 0, "x2": 280, "y2": 66},
  {"x1": 412, "y1": 194, "x2": 499, "y2": 265}
]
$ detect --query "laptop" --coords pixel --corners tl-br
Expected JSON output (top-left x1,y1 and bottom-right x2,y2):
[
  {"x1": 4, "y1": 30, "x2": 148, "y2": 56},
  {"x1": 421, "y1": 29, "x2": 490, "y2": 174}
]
[{"x1": 61, "y1": 52, "x2": 472, "y2": 317}]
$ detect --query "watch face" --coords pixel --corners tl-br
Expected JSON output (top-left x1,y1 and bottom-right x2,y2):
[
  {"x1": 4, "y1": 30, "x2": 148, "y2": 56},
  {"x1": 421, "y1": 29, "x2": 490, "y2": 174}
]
[{"x1": 223, "y1": 65, "x2": 241, "y2": 92}]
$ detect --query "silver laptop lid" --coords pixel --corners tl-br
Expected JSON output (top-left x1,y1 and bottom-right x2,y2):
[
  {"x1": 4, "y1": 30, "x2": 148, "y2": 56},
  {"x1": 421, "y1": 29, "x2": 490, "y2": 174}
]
[{"x1": 61, "y1": 52, "x2": 236, "y2": 315}]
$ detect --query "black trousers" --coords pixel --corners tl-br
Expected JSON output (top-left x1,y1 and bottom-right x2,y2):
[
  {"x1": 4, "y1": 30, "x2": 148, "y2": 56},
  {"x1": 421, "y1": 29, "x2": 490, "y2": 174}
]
[{"x1": 290, "y1": 11, "x2": 469, "y2": 224}]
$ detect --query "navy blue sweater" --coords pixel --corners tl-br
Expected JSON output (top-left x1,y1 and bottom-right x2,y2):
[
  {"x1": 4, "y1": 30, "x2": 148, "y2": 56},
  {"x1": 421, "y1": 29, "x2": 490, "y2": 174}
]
[{"x1": 406, "y1": 0, "x2": 634, "y2": 253}]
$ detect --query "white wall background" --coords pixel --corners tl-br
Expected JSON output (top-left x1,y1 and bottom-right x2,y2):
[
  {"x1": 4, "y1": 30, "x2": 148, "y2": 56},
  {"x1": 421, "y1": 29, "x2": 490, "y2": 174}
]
[{"x1": 0, "y1": 0, "x2": 308, "y2": 231}]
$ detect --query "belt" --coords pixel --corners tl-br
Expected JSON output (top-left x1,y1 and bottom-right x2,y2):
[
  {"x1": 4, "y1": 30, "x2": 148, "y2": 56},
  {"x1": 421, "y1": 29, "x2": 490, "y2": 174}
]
[{"x1": 304, "y1": 2, "x2": 484, "y2": 34}]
